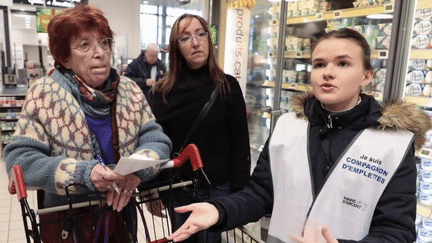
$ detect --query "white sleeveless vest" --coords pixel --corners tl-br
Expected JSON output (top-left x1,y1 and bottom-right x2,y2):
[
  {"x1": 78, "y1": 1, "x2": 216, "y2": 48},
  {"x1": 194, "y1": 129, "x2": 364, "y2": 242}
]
[{"x1": 266, "y1": 112, "x2": 414, "y2": 243}]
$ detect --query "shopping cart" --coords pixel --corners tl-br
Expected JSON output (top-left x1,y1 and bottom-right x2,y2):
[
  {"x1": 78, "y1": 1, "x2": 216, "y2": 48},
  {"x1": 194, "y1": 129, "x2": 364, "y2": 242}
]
[{"x1": 9, "y1": 143, "x2": 264, "y2": 243}]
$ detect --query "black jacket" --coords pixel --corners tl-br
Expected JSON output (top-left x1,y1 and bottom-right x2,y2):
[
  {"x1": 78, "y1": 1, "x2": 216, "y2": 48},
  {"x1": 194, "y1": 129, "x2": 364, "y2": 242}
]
[
  {"x1": 210, "y1": 92, "x2": 431, "y2": 242},
  {"x1": 149, "y1": 66, "x2": 251, "y2": 192},
  {"x1": 124, "y1": 52, "x2": 167, "y2": 98}
]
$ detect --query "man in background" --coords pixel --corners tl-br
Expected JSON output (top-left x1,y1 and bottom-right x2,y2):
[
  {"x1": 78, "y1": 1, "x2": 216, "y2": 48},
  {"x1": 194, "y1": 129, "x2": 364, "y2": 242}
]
[{"x1": 125, "y1": 43, "x2": 167, "y2": 98}]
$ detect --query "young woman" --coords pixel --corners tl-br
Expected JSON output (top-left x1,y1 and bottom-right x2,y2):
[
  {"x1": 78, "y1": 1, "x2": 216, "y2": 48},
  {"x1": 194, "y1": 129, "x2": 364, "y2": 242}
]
[
  {"x1": 148, "y1": 14, "x2": 251, "y2": 243},
  {"x1": 167, "y1": 28, "x2": 431, "y2": 243}
]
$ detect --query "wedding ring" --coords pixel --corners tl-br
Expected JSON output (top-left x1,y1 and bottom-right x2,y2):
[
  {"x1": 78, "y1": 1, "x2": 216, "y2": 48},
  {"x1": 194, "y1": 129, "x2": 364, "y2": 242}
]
[{"x1": 123, "y1": 190, "x2": 133, "y2": 196}]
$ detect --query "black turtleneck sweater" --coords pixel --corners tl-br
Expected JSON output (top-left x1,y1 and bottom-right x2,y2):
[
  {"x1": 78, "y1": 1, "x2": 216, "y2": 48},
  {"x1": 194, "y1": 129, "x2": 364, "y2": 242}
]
[{"x1": 149, "y1": 66, "x2": 251, "y2": 192}]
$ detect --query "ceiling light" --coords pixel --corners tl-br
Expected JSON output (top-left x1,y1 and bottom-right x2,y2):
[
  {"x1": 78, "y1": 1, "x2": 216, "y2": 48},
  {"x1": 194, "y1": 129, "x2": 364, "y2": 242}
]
[
  {"x1": 366, "y1": 14, "x2": 393, "y2": 19},
  {"x1": 143, "y1": 1, "x2": 148, "y2": 4}
]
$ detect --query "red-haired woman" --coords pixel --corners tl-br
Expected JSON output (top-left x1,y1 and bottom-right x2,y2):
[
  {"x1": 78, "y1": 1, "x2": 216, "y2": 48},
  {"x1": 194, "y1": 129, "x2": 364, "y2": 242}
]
[{"x1": 4, "y1": 4, "x2": 171, "y2": 242}]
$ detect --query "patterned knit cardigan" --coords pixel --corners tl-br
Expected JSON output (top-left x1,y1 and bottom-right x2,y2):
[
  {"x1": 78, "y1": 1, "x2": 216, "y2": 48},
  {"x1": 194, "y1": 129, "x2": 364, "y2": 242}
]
[{"x1": 4, "y1": 70, "x2": 171, "y2": 196}]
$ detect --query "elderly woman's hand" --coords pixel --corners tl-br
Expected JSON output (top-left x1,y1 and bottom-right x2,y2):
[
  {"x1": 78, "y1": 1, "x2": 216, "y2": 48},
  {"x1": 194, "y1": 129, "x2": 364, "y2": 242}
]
[
  {"x1": 107, "y1": 173, "x2": 141, "y2": 212},
  {"x1": 90, "y1": 163, "x2": 120, "y2": 192}
]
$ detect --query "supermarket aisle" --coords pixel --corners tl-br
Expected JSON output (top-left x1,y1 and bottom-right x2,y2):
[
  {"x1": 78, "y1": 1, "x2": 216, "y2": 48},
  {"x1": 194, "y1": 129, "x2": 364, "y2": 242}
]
[
  {"x1": 0, "y1": 158, "x2": 35, "y2": 243},
  {"x1": 0, "y1": 158, "x2": 161, "y2": 243}
]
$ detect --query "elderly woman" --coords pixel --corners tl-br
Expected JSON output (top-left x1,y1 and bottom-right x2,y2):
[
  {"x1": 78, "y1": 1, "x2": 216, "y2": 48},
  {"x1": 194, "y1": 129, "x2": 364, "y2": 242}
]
[{"x1": 4, "y1": 4, "x2": 171, "y2": 243}]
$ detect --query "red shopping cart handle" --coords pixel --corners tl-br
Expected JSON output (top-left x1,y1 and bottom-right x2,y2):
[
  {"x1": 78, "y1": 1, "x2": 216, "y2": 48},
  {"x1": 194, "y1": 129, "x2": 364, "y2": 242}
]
[
  {"x1": 172, "y1": 144, "x2": 203, "y2": 171},
  {"x1": 8, "y1": 165, "x2": 28, "y2": 201}
]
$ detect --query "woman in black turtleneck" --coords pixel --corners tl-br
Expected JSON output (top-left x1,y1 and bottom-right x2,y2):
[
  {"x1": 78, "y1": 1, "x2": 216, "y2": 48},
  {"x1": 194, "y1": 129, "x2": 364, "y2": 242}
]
[{"x1": 147, "y1": 14, "x2": 251, "y2": 243}]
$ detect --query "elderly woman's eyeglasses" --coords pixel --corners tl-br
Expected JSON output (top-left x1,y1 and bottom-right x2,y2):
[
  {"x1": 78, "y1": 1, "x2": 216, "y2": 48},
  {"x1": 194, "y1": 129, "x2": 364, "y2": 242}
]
[
  {"x1": 72, "y1": 38, "x2": 114, "y2": 53},
  {"x1": 178, "y1": 31, "x2": 208, "y2": 45}
]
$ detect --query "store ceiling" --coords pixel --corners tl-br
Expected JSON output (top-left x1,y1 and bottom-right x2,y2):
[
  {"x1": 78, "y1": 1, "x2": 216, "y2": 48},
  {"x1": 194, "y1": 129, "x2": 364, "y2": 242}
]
[{"x1": 141, "y1": 0, "x2": 202, "y2": 10}]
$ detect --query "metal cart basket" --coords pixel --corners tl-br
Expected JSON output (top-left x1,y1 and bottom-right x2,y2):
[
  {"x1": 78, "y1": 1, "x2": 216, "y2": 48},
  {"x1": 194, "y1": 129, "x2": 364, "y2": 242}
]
[{"x1": 8, "y1": 144, "x2": 264, "y2": 243}]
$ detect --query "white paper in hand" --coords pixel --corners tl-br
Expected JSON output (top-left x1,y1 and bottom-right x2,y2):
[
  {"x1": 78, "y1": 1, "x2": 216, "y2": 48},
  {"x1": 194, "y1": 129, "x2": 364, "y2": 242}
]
[{"x1": 114, "y1": 154, "x2": 170, "y2": 175}]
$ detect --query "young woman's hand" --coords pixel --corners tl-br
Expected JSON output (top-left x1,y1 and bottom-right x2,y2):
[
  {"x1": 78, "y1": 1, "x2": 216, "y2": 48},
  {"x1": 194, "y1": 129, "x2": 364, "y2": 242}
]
[
  {"x1": 168, "y1": 202, "x2": 220, "y2": 242},
  {"x1": 290, "y1": 221, "x2": 338, "y2": 243}
]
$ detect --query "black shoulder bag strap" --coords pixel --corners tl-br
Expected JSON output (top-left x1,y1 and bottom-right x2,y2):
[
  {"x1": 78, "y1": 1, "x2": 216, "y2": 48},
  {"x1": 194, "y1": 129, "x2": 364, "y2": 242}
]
[{"x1": 177, "y1": 87, "x2": 219, "y2": 154}]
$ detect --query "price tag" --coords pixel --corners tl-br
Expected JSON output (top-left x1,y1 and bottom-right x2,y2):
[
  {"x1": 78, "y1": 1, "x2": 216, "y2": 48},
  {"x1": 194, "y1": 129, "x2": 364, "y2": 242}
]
[
  {"x1": 315, "y1": 13, "x2": 323, "y2": 21},
  {"x1": 296, "y1": 51, "x2": 303, "y2": 58},
  {"x1": 333, "y1": 10, "x2": 342, "y2": 18},
  {"x1": 378, "y1": 50, "x2": 388, "y2": 59},
  {"x1": 421, "y1": 149, "x2": 431, "y2": 157},
  {"x1": 383, "y1": 4, "x2": 394, "y2": 13}
]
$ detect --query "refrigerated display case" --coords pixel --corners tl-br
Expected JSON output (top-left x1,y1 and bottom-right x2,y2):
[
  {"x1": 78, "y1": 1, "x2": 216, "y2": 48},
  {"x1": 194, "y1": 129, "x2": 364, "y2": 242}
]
[
  {"x1": 398, "y1": 1, "x2": 432, "y2": 242},
  {"x1": 245, "y1": 0, "x2": 401, "y2": 165}
]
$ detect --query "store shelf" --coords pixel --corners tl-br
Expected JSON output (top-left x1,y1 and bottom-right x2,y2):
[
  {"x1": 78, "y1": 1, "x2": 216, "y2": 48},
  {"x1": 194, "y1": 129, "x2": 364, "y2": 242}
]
[
  {"x1": 263, "y1": 81, "x2": 312, "y2": 92},
  {"x1": 284, "y1": 50, "x2": 388, "y2": 60},
  {"x1": 418, "y1": 203, "x2": 432, "y2": 218},
  {"x1": 0, "y1": 86, "x2": 27, "y2": 157},
  {"x1": 418, "y1": 0, "x2": 432, "y2": 10},
  {"x1": 284, "y1": 51, "x2": 311, "y2": 59},
  {"x1": 404, "y1": 96, "x2": 432, "y2": 108},
  {"x1": 286, "y1": 4, "x2": 394, "y2": 25},
  {"x1": 418, "y1": 148, "x2": 432, "y2": 158},
  {"x1": 411, "y1": 50, "x2": 432, "y2": 60}
]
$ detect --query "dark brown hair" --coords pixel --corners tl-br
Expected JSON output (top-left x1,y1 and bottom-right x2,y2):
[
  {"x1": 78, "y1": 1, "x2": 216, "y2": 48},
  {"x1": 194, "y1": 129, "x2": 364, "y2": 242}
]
[
  {"x1": 153, "y1": 14, "x2": 230, "y2": 103},
  {"x1": 311, "y1": 28, "x2": 374, "y2": 71},
  {"x1": 47, "y1": 4, "x2": 114, "y2": 69}
]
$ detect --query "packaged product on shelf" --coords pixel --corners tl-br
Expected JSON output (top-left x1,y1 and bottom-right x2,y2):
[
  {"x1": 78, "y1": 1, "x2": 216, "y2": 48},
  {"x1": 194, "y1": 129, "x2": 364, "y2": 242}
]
[
  {"x1": 421, "y1": 180, "x2": 432, "y2": 194},
  {"x1": 300, "y1": 8, "x2": 309, "y2": 16},
  {"x1": 285, "y1": 36, "x2": 299, "y2": 51},
  {"x1": 287, "y1": 70, "x2": 296, "y2": 83},
  {"x1": 419, "y1": 191, "x2": 432, "y2": 206},
  {"x1": 265, "y1": 69, "x2": 276, "y2": 79},
  {"x1": 353, "y1": 0, "x2": 371, "y2": 8},
  {"x1": 370, "y1": 59, "x2": 382, "y2": 68},
  {"x1": 296, "y1": 70, "x2": 309, "y2": 84},
  {"x1": 375, "y1": 81, "x2": 385, "y2": 92},
  {"x1": 421, "y1": 169, "x2": 432, "y2": 182},
  {"x1": 407, "y1": 70, "x2": 429, "y2": 83},
  {"x1": 318, "y1": 1, "x2": 328, "y2": 13},
  {"x1": 414, "y1": 20, "x2": 432, "y2": 36},
  {"x1": 418, "y1": 225, "x2": 432, "y2": 242},
  {"x1": 427, "y1": 71, "x2": 432, "y2": 84},
  {"x1": 376, "y1": 36, "x2": 390, "y2": 49},
  {"x1": 378, "y1": 23, "x2": 392, "y2": 36},
  {"x1": 428, "y1": 59, "x2": 432, "y2": 69},
  {"x1": 405, "y1": 83, "x2": 424, "y2": 96},
  {"x1": 417, "y1": 214, "x2": 424, "y2": 225},
  {"x1": 375, "y1": 68, "x2": 386, "y2": 83},
  {"x1": 282, "y1": 70, "x2": 289, "y2": 83},
  {"x1": 302, "y1": 37, "x2": 311, "y2": 51},
  {"x1": 412, "y1": 34, "x2": 432, "y2": 49},
  {"x1": 422, "y1": 158, "x2": 432, "y2": 171},
  {"x1": 409, "y1": 59, "x2": 428, "y2": 70},
  {"x1": 416, "y1": 8, "x2": 432, "y2": 21},
  {"x1": 423, "y1": 84, "x2": 432, "y2": 97},
  {"x1": 423, "y1": 217, "x2": 432, "y2": 231}
]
